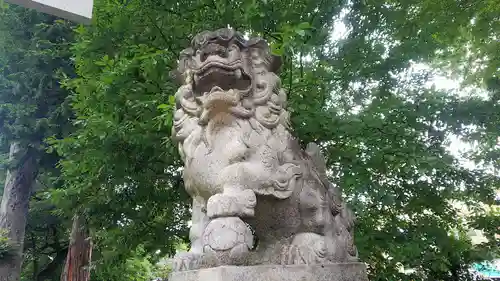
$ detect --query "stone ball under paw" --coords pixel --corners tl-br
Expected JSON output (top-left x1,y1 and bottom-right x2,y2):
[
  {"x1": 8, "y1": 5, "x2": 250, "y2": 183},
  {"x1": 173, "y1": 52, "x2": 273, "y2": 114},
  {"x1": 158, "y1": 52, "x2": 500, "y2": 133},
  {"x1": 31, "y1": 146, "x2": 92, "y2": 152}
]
[{"x1": 202, "y1": 217, "x2": 254, "y2": 264}]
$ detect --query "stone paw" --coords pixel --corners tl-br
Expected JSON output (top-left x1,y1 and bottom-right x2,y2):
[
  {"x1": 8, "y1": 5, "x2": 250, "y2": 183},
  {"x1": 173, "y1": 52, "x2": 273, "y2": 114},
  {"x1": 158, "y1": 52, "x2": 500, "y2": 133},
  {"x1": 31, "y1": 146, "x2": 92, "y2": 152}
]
[
  {"x1": 207, "y1": 189, "x2": 256, "y2": 218},
  {"x1": 171, "y1": 252, "x2": 201, "y2": 272},
  {"x1": 198, "y1": 246, "x2": 220, "y2": 268},
  {"x1": 281, "y1": 233, "x2": 326, "y2": 265}
]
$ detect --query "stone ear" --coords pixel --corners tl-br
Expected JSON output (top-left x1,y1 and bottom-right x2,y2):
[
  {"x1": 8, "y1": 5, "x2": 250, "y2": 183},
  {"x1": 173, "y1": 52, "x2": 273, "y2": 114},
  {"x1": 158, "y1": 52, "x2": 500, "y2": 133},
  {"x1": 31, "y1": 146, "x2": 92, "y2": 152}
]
[{"x1": 248, "y1": 38, "x2": 283, "y2": 73}]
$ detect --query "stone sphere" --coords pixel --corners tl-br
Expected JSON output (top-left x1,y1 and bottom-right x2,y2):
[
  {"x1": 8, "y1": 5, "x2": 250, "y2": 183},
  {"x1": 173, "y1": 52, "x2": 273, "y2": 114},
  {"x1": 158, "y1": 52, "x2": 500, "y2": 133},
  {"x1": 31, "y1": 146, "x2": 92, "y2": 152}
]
[{"x1": 203, "y1": 217, "x2": 254, "y2": 251}]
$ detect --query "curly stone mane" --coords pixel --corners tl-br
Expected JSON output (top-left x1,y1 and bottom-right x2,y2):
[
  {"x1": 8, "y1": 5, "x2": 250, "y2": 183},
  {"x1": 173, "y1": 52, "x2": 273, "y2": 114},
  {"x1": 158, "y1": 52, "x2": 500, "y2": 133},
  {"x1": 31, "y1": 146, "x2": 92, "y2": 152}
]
[{"x1": 172, "y1": 29, "x2": 290, "y2": 146}]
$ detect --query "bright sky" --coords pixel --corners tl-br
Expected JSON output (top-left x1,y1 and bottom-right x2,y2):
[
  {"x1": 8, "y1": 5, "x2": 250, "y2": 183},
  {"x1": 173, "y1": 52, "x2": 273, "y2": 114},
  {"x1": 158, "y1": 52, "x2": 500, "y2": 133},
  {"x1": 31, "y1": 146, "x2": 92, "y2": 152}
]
[{"x1": 328, "y1": 10, "x2": 487, "y2": 172}]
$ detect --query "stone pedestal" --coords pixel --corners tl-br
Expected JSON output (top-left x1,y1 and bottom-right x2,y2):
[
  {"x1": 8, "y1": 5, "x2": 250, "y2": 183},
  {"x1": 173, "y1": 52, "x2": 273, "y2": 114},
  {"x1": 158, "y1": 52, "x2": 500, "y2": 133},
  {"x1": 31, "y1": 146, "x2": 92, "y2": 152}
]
[{"x1": 168, "y1": 263, "x2": 369, "y2": 281}]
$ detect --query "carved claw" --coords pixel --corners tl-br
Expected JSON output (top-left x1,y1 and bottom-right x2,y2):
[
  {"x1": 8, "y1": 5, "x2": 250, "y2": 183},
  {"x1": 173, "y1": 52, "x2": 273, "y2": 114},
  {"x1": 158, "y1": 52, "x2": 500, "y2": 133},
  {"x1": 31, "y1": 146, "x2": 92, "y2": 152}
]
[
  {"x1": 200, "y1": 246, "x2": 220, "y2": 268},
  {"x1": 281, "y1": 233, "x2": 327, "y2": 265},
  {"x1": 171, "y1": 252, "x2": 201, "y2": 272},
  {"x1": 206, "y1": 189, "x2": 256, "y2": 218}
]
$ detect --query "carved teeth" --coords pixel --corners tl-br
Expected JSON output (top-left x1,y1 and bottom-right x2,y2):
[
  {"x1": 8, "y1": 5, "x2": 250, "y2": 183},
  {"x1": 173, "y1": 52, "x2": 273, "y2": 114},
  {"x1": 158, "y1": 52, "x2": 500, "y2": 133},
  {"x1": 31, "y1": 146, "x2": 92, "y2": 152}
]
[
  {"x1": 235, "y1": 69, "x2": 242, "y2": 79},
  {"x1": 210, "y1": 86, "x2": 224, "y2": 93}
]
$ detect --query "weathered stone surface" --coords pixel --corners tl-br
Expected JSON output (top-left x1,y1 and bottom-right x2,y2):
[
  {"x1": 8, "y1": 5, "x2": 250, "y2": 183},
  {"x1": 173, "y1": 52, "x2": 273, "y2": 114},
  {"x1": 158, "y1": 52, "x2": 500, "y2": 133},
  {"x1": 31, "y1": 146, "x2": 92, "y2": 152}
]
[
  {"x1": 168, "y1": 264, "x2": 369, "y2": 281},
  {"x1": 170, "y1": 28, "x2": 364, "y2": 274}
]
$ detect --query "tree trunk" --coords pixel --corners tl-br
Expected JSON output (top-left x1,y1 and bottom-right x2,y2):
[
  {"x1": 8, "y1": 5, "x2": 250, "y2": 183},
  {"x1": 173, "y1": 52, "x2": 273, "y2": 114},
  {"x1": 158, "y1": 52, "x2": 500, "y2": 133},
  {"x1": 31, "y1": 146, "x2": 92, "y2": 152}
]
[
  {"x1": 60, "y1": 215, "x2": 92, "y2": 281},
  {"x1": 0, "y1": 142, "x2": 37, "y2": 281}
]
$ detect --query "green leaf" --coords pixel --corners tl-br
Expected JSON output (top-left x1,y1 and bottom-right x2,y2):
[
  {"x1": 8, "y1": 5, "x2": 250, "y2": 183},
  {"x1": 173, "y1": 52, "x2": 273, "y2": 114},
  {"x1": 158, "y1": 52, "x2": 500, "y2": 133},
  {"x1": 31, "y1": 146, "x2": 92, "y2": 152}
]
[
  {"x1": 168, "y1": 95, "x2": 176, "y2": 105},
  {"x1": 271, "y1": 43, "x2": 285, "y2": 56},
  {"x1": 157, "y1": 103, "x2": 170, "y2": 110},
  {"x1": 297, "y1": 22, "x2": 312, "y2": 30},
  {"x1": 295, "y1": 29, "x2": 306, "y2": 37}
]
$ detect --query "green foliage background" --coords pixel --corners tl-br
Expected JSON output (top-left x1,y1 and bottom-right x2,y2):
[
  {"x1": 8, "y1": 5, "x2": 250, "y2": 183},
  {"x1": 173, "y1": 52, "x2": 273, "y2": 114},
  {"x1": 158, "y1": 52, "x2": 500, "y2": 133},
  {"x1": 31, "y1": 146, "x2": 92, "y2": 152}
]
[{"x1": 0, "y1": 0, "x2": 498, "y2": 280}]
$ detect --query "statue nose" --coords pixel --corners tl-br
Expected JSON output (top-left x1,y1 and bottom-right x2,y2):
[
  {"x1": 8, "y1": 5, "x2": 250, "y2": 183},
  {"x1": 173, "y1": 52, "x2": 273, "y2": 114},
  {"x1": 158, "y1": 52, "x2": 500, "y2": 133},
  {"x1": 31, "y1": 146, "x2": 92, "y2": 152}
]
[{"x1": 200, "y1": 44, "x2": 228, "y2": 62}]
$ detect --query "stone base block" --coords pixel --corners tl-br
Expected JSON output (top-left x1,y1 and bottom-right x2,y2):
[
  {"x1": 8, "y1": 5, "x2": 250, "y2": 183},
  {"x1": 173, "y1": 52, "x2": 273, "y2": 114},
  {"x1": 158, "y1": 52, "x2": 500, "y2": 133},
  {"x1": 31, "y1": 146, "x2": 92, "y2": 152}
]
[{"x1": 168, "y1": 263, "x2": 369, "y2": 281}]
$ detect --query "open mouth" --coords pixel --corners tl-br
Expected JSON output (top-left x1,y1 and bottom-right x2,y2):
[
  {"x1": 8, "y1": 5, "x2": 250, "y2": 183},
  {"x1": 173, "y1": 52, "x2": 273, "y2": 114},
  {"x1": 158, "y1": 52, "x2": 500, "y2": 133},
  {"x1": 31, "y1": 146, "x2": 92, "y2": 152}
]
[{"x1": 193, "y1": 62, "x2": 252, "y2": 94}]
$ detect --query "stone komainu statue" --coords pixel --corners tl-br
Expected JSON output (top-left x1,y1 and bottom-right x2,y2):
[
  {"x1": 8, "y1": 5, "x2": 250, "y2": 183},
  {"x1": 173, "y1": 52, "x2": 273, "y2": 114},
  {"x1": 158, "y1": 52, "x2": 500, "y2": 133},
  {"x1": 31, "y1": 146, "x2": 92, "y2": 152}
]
[{"x1": 171, "y1": 28, "x2": 358, "y2": 271}]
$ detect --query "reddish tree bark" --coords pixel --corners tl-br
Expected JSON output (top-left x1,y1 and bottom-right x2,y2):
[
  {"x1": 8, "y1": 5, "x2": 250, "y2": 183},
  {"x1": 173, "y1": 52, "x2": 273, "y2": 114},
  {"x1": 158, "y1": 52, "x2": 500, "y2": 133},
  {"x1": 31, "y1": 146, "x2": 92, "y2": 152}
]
[{"x1": 60, "y1": 215, "x2": 92, "y2": 281}]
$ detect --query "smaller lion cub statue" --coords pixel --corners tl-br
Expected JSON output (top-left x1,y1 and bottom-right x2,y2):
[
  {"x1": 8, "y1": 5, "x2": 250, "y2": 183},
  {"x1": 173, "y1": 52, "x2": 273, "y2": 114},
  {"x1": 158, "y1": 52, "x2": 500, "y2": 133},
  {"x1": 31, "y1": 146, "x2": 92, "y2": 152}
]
[{"x1": 171, "y1": 28, "x2": 358, "y2": 271}]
